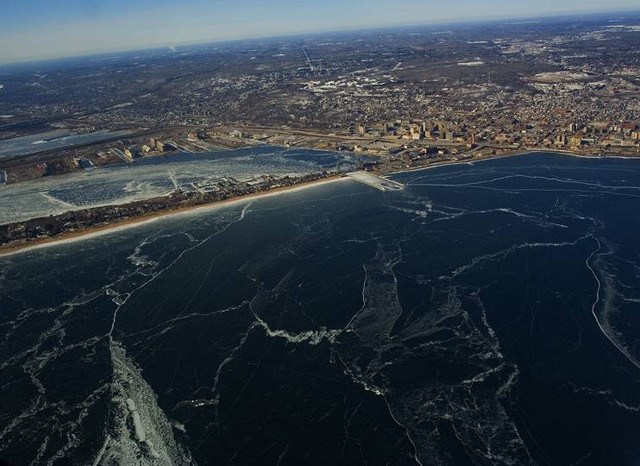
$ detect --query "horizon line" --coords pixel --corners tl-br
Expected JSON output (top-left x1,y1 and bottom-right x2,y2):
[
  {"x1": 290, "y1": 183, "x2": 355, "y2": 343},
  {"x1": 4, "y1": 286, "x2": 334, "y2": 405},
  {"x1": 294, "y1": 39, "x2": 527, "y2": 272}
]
[{"x1": 1, "y1": 7, "x2": 639, "y2": 68}]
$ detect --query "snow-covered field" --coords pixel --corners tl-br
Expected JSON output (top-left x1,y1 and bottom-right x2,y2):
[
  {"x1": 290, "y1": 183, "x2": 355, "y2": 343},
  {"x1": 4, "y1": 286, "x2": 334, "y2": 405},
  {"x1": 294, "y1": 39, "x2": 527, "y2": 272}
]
[{"x1": 0, "y1": 130, "x2": 133, "y2": 159}]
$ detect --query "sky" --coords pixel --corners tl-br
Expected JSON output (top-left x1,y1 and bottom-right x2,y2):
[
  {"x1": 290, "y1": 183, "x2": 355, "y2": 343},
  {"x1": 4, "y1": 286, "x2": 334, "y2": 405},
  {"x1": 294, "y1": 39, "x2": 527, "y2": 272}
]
[{"x1": 0, "y1": 0, "x2": 638, "y2": 64}]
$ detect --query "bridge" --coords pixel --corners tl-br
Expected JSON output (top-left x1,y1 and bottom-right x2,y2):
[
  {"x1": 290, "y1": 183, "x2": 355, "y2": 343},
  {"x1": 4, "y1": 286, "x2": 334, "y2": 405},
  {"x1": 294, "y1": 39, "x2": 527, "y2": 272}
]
[{"x1": 346, "y1": 171, "x2": 404, "y2": 192}]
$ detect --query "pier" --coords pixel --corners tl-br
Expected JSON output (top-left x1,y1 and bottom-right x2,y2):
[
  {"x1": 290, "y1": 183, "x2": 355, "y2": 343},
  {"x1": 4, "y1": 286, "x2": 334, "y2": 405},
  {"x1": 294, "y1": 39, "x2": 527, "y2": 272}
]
[{"x1": 346, "y1": 171, "x2": 404, "y2": 192}]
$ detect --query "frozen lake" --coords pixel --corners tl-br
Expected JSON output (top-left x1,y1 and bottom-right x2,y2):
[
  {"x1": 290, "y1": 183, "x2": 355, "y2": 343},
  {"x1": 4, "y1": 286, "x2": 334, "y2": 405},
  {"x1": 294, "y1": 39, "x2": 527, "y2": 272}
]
[
  {"x1": 3, "y1": 153, "x2": 640, "y2": 464},
  {"x1": 0, "y1": 146, "x2": 360, "y2": 224}
]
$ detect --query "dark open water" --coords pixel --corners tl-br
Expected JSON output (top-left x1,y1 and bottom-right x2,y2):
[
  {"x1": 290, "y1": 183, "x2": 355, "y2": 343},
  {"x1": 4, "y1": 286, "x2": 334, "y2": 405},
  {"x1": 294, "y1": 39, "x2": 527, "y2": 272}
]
[{"x1": 1, "y1": 152, "x2": 640, "y2": 465}]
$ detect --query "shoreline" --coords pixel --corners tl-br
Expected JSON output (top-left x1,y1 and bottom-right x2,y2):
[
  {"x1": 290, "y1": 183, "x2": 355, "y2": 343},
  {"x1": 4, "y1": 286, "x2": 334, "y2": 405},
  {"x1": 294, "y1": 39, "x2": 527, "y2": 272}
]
[
  {"x1": 383, "y1": 148, "x2": 545, "y2": 176},
  {"x1": 0, "y1": 176, "x2": 349, "y2": 258},
  {"x1": 1, "y1": 148, "x2": 638, "y2": 257},
  {"x1": 384, "y1": 147, "x2": 639, "y2": 177}
]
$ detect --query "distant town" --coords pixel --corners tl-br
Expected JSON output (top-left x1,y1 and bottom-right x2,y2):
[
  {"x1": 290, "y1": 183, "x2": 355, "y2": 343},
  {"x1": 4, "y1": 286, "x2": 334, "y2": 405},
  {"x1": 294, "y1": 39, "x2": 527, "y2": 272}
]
[{"x1": 1, "y1": 13, "x2": 640, "y2": 248}]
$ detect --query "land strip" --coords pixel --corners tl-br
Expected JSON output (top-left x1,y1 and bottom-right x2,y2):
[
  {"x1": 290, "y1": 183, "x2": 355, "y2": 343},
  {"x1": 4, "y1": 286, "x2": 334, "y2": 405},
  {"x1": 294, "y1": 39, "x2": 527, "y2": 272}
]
[{"x1": 0, "y1": 172, "x2": 345, "y2": 256}]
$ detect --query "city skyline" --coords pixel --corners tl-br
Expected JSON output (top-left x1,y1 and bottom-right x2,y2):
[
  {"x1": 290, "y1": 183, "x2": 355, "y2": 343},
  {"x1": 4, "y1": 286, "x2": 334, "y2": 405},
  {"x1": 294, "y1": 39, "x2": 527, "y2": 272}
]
[{"x1": 1, "y1": 0, "x2": 639, "y2": 64}]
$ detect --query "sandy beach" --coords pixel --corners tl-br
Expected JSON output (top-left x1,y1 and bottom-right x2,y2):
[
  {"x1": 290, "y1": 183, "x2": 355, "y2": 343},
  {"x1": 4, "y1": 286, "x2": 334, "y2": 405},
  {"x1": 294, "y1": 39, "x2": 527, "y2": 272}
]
[
  {"x1": 0, "y1": 176, "x2": 350, "y2": 258},
  {"x1": 3, "y1": 148, "x2": 638, "y2": 258}
]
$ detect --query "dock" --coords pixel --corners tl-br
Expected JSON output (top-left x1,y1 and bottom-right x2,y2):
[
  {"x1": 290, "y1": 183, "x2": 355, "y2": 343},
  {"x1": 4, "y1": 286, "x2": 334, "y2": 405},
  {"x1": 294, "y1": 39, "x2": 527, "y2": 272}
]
[{"x1": 346, "y1": 171, "x2": 404, "y2": 192}]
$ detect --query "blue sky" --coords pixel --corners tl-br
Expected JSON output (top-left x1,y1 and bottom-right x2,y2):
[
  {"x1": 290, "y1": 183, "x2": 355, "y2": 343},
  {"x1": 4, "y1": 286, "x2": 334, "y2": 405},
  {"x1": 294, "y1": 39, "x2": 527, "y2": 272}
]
[{"x1": 1, "y1": 0, "x2": 638, "y2": 63}]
